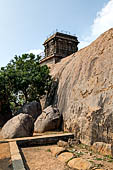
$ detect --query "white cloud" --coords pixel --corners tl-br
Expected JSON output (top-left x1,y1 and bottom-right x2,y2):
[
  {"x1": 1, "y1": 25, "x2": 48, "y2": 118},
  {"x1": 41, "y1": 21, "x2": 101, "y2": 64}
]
[
  {"x1": 79, "y1": 0, "x2": 113, "y2": 49},
  {"x1": 27, "y1": 49, "x2": 43, "y2": 55}
]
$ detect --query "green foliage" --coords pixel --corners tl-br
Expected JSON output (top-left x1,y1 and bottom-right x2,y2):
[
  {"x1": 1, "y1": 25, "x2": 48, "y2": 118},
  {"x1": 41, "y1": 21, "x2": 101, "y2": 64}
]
[
  {"x1": 0, "y1": 53, "x2": 52, "y2": 113},
  {"x1": 46, "y1": 149, "x2": 51, "y2": 152},
  {"x1": 94, "y1": 157, "x2": 103, "y2": 161}
]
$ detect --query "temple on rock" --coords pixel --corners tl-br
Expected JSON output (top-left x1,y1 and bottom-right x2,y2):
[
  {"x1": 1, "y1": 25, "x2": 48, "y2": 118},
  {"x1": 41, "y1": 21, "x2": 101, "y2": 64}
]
[{"x1": 40, "y1": 32, "x2": 79, "y2": 67}]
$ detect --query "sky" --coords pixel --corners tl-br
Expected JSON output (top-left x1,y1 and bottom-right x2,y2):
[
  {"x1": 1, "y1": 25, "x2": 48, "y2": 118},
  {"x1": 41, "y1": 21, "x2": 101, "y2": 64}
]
[{"x1": 0, "y1": 0, "x2": 113, "y2": 67}]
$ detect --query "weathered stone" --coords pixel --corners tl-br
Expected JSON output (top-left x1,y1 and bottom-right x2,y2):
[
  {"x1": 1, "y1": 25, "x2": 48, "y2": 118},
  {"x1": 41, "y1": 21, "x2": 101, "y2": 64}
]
[
  {"x1": 68, "y1": 138, "x2": 81, "y2": 147},
  {"x1": 48, "y1": 28, "x2": 113, "y2": 145},
  {"x1": 68, "y1": 158, "x2": 92, "y2": 170},
  {"x1": 57, "y1": 140, "x2": 69, "y2": 148},
  {"x1": 16, "y1": 101, "x2": 42, "y2": 121},
  {"x1": 57, "y1": 152, "x2": 73, "y2": 163},
  {"x1": 34, "y1": 105, "x2": 61, "y2": 133},
  {"x1": 92, "y1": 142, "x2": 113, "y2": 156},
  {"x1": 2, "y1": 113, "x2": 34, "y2": 139},
  {"x1": 50, "y1": 146, "x2": 66, "y2": 157}
]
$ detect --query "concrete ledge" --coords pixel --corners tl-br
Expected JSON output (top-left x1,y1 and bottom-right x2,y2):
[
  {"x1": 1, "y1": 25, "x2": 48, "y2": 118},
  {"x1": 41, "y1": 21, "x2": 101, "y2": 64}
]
[
  {"x1": 8, "y1": 133, "x2": 74, "y2": 169},
  {"x1": 0, "y1": 133, "x2": 74, "y2": 147},
  {"x1": 9, "y1": 142, "x2": 25, "y2": 170}
]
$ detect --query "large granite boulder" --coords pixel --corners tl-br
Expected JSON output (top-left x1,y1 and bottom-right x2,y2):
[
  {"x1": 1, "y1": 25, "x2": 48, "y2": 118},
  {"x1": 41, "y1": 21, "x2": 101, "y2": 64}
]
[
  {"x1": 16, "y1": 101, "x2": 42, "y2": 121},
  {"x1": 48, "y1": 28, "x2": 113, "y2": 145},
  {"x1": 34, "y1": 105, "x2": 61, "y2": 133},
  {"x1": 2, "y1": 113, "x2": 34, "y2": 139}
]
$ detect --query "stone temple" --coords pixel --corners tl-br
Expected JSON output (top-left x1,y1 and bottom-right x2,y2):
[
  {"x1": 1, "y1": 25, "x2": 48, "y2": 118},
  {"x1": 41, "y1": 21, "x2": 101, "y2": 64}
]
[{"x1": 40, "y1": 32, "x2": 79, "y2": 67}]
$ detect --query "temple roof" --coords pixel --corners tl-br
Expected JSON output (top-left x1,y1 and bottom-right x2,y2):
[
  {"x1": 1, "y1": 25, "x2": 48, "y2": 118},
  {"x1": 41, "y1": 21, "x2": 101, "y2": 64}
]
[{"x1": 43, "y1": 32, "x2": 79, "y2": 45}]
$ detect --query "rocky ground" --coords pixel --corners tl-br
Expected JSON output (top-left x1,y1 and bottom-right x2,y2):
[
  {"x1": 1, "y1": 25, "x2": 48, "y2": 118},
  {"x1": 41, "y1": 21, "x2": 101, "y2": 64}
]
[{"x1": 21, "y1": 143, "x2": 113, "y2": 170}]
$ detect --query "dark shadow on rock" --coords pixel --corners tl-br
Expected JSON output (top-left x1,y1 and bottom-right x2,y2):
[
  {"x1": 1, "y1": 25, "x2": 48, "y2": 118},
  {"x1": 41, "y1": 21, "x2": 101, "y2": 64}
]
[
  {"x1": 44, "y1": 79, "x2": 59, "y2": 108},
  {"x1": 91, "y1": 95, "x2": 113, "y2": 145},
  {"x1": 15, "y1": 101, "x2": 42, "y2": 121}
]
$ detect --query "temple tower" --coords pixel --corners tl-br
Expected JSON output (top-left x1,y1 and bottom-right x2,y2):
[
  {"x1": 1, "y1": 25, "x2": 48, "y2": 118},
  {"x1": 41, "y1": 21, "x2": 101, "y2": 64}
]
[{"x1": 40, "y1": 32, "x2": 79, "y2": 66}]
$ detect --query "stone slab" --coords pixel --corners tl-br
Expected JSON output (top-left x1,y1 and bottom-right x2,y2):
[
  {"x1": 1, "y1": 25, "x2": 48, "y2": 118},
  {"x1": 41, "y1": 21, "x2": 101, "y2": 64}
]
[
  {"x1": 9, "y1": 141, "x2": 25, "y2": 170},
  {"x1": 0, "y1": 133, "x2": 74, "y2": 147}
]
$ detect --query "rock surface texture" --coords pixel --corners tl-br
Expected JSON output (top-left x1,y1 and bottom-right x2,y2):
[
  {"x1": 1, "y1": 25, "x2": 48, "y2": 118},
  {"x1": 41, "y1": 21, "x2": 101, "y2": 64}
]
[
  {"x1": 34, "y1": 105, "x2": 61, "y2": 133},
  {"x1": 16, "y1": 101, "x2": 42, "y2": 121},
  {"x1": 49, "y1": 28, "x2": 113, "y2": 145},
  {"x1": 2, "y1": 113, "x2": 34, "y2": 139}
]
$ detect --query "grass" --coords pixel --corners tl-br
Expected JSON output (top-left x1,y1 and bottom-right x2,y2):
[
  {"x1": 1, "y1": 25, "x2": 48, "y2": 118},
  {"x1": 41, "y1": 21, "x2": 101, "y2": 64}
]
[
  {"x1": 93, "y1": 154, "x2": 113, "y2": 163},
  {"x1": 107, "y1": 159, "x2": 113, "y2": 163},
  {"x1": 104, "y1": 155, "x2": 113, "y2": 163},
  {"x1": 74, "y1": 151, "x2": 84, "y2": 157},
  {"x1": 68, "y1": 146, "x2": 84, "y2": 157},
  {"x1": 94, "y1": 163, "x2": 104, "y2": 169},
  {"x1": 94, "y1": 157, "x2": 103, "y2": 161},
  {"x1": 46, "y1": 149, "x2": 51, "y2": 152},
  {"x1": 104, "y1": 155, "x2": 113, "y2": 159}
]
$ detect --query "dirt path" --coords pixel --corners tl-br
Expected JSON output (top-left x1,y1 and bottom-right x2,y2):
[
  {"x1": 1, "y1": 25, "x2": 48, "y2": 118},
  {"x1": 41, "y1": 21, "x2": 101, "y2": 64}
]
[
  {"x1": 22, "y1": 145, "x2": 70, "y2": 170},
  {"x1": 0, "y1": 143, "x2": 12, "y2": 170}
]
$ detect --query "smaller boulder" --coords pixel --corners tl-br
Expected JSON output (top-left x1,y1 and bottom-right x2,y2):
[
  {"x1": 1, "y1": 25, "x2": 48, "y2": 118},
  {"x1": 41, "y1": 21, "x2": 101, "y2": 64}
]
[
  {"x1": 2, "y1": 113, "x2": 34, "y2": 139},
  {"x1": 16, "y1": 101, "x2": 42, "y2": 121},
  {"x1": 57, "y1": 140, "x2": 69, "y2": 148},
  {"x1": 34, "y1": 105, "x2": 61, "y2": 133},
  {"x1": 50, "y1": 146, "x2": 66, "y2": 157},
  {"x1": 57, "y1": 152, "x2": 73, "y2": 163},
  {"x1": 92, "y1": 142, "x2": 113, "y2": 157},
  {"x1": 68, "y1": 158, "x2": 92, "y2": 170}
]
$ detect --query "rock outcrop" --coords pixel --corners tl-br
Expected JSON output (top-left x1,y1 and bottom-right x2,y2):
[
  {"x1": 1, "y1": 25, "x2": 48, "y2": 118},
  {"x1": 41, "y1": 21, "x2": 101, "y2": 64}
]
[
  {"x1": 34, "y1": 105, "x2": 61, "y2": 133},
  {"x1": 16, "y1": 101, "x2": 42, "y2": 121},
  {"x1": 2, "y1": 113, "x2": 34, "y2": 139},
  {"x1": 48, "y1": 28, "x2": 113, "y2": 145}
]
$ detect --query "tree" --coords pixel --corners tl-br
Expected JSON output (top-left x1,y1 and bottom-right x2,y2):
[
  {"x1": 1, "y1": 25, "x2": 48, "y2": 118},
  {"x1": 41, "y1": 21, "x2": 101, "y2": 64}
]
[{"x1": 0, "y1": 53, "x2": 52, "y2": 112}]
